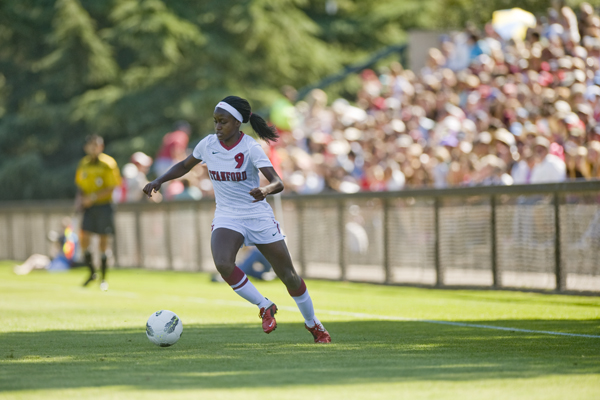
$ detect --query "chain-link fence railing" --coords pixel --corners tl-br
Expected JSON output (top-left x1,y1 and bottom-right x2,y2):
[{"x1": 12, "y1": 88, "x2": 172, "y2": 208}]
[{"x1": 1, "y1": 181, "x2": 599, "y2": 292}]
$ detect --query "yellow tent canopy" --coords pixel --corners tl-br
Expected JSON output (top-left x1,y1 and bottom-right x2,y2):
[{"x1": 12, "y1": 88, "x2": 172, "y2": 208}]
[{"x1": 492, "y1": 8, "x2": 537, "y2": 41}]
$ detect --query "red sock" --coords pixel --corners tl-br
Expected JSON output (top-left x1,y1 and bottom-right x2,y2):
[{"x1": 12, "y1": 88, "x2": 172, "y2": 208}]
[
  {"x1": 221, "y1": 266, "x2": 247, "y2": 288},
  {"x1": 287, "y1": 278, "x2": 307, "y2": 297}
]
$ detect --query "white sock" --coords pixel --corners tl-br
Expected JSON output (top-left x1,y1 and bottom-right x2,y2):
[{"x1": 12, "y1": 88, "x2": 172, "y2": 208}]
[
  {"x1": 257, "y1": 297, "x2": 273, "y2": 310},
  {"x1": 292, "y1": 290, "x2": 320, "y2": 327},
  {"x1": 231, "y1": 275, "x2": 267, "y2": 306}
]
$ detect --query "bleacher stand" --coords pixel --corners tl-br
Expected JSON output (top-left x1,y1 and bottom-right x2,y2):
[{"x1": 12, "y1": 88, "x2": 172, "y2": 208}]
[{"x1": 269, "y1": 3, "x2": 600, "y2": 194}]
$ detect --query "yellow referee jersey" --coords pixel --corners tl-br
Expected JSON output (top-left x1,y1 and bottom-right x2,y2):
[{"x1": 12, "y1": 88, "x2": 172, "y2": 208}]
[{"x1": 75, "y1": 153, "x2": 121, "y2": 205}]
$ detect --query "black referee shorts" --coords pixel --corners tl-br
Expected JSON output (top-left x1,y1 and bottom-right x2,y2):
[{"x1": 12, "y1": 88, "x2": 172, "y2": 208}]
[{"x1": 82, "y1": 203, "x2": 115, "y2": 235}]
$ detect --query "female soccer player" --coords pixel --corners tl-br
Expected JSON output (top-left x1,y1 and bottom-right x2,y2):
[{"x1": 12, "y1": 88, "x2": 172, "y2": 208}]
[{"x1": 143, "y1": 96, "x2": 331, "y2": 343}]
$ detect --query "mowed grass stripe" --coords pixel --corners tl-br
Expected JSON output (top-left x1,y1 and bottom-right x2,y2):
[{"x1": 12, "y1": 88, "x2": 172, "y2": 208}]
[
  {"x1": 2, "y1": 275, "x2": 599, "y2": 339},
  {"x1": 1, "y1": 264, "x2": 598, "y2": 339},
  {"x1": 1, "y1": 261, "x2": 599, "y2": 400}
]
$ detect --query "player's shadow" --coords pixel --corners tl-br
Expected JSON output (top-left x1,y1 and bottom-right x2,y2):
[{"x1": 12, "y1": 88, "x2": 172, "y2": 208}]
[{"x1": 1, "y1": 319, "x2": 599, "y2": 393}]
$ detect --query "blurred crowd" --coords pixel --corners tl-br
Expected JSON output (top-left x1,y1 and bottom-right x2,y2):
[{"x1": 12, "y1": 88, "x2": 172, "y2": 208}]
[
  {"x1": 113, "y1": 120, "x2": 214, "y2": 203},
  {"x1": 269, "y1": 3, "x2": 600, "y2": 193},
  {"x1": 116, "y1": 3, "x2": 600, "y2": 201}
]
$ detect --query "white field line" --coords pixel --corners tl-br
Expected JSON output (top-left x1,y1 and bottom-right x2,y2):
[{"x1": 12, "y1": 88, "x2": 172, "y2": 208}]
[
  {"x1": 177, "y1": 295, "x2": 600, "y2": 339},
  {"x1": 309, "y1": 309, "x2": 600, "y2": 339},
  {"x1": 3, "y1": 280, "x2": 599, "y2": 339}
]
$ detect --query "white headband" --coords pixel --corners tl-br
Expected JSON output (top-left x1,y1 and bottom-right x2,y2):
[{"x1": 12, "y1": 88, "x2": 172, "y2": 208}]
[{"x1": 215, "y1": 101, "x2": 244, "y2": 123}]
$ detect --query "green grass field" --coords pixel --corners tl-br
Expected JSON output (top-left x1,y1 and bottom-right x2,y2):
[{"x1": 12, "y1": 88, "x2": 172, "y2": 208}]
[{"x1": 1, "y1": 260, "x2": 599, "y2": 400}]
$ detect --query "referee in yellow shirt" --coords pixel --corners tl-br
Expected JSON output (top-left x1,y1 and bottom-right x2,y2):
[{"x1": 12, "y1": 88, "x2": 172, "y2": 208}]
[{"x1": 75, "y1": 135, "x2": 121, "y2": 290}]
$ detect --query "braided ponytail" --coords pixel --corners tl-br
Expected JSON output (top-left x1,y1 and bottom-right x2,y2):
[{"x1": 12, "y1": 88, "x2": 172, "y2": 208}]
[{"x1": 220, "y1": 96, "x2": 279, "y2": 143}]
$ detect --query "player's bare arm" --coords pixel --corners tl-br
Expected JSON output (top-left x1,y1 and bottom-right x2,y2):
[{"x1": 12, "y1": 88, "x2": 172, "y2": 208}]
[
  {"x1": 249, "y1": 166, "x2": 284, "y2": 202},
  {"x1": 143, "y1": 154, "x2": 202, "y2": 198}
]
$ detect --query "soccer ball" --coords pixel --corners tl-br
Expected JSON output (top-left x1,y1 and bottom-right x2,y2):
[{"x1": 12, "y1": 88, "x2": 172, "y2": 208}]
[{"x1": 146, "y1": 310, "x2": 183, "y2": 347}]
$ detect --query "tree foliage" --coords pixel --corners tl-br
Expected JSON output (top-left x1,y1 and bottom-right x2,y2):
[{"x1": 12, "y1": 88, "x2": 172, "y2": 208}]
[{"x1": 1, "y1": 0, "x2": 598, "y2": 200}]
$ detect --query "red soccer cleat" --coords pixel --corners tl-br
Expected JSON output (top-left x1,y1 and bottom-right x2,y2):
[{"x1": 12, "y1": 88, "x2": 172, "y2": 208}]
[
  {"x1": 305, "y1": 322, "x2": 331, "y2": 343},
  {"x1": 259, "y1": 302, "x2": 278, "y2": 334}
]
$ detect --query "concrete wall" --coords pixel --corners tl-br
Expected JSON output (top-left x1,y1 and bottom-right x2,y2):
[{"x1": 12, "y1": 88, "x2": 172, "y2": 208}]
[{"x1": 408, "y1": 30, "x2": 447, "y2": 72}]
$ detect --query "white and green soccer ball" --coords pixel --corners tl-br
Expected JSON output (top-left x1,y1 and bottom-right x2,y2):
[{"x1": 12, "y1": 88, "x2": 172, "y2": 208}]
[{"x1": 146, "y1": 310, "x2": 183, "y2": 347}]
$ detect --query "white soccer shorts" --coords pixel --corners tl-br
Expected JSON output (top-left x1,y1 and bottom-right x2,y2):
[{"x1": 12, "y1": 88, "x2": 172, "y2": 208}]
[{"x1": 211, "y1": 215, "x2": 284, "y2": 246}]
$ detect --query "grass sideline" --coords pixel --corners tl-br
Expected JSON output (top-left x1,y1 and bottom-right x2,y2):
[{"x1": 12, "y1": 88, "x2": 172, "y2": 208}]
[{"x1": 1, "y1": 260, "x2": 599, "y2": 400}]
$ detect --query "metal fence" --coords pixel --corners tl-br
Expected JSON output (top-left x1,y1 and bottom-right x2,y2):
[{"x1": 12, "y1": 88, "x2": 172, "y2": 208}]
[{"x1": 1, "y1": 180, "x2": 599, "y2": 293}]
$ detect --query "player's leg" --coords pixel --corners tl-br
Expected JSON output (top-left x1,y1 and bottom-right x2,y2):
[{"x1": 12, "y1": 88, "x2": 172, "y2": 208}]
[
  {"x1": 98, "y1": 204, "x2": 116, "y2": 291},
  {"x1": 255, "y1": 240, "x2": 331, "y2": 343},
  {"x1": 81, "y1": 206, "x2": 102, "y2": 286},
  {"x1": 98, "y1": 234, "x2": 110, "y2": 290},
  {"x1": 79, "y1": 228, "x2": 96, "y2": 286},
  {"x1": 211, "y1": 228, "x2": 277, "y2": 333}
]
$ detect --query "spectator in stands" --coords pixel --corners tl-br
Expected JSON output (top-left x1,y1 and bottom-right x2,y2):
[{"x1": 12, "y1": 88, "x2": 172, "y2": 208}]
[
  {"x1": 512, "y1": 145, "x2": 536, "y2": 185},
  {"x1": 587, "y1": 140, "x2": 600, "y2": 178},
  {"x1": 432, "y1": 146, "x2": 451, "y2": 188},
  {"x1": 172, "y1": 178, "x2": 203, "y2": 201},
  {"x1": 474, "y1": 154, "x2": 513, "y2": 186},
  {"x1": 529, "y1": 136, "x2": 567, "y2": 183},
  {"x1": 565, "y1": 143, "x2": 592, "y2": 179},
  {"x1": 153, "y1": 120, "x2": 192, "y2": 178},
  {"x1": 494, "y1": 128, "x2": 518, "y2": 171},
  {"x1": 259, "y1": 4, "x2": 600, "y2": 195},
  {"x1": 118, "y1": 152, "x2": 154, "y2": 203}
]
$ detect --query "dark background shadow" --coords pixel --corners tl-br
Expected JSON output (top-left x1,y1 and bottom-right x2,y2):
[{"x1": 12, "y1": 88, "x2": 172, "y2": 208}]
[{"x1": 1, "y1": 320, "x2": 599, "y2": 392}]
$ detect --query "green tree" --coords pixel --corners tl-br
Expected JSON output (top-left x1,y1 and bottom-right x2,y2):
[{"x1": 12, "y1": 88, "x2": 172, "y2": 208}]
[
  {"x1": 3, "y1": 0, "x2": 597, "y2": 200},
  {"x1": 0, "y1": 0, "x2": 118, "y2": 200}
]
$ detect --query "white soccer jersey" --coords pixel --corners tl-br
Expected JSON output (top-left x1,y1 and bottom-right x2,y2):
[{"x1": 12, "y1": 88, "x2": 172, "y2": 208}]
[{"x1": 192, "y1": 133, "x2": 275, "y2": 219}]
